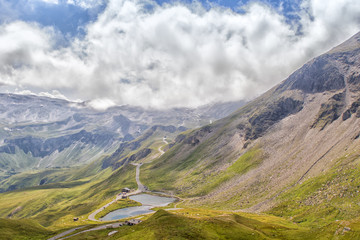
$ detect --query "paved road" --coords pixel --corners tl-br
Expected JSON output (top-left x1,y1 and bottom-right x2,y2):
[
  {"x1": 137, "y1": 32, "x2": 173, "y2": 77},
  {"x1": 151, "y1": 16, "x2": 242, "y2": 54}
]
[
  {"x1": 58, "y1": 222, "x2": 125, "y2": 240},
  {"x1": 53, "y1": 138, "x2": 173, "y2": 239},
  {"x1": 88, "y1": 199, "x2": 116, "y2": 222},
  {"x1": 134, "y1": 137, "x2": 168, "y2": 192},
  {"x1": 47, "y1": 226, "x2": 88, "y2": 240},
  {"x1": 88, "y1": 189, "x2": 141, "y2": 222},
  {"x1": 158, "y1": 138, "x2": 168, "y2": 155},
  {"x1": 88, "y1": 138, "x2": 168, "y2": 221},
  {"x1": 135, "y1": 163, "x2": 146, "y2": 192}
]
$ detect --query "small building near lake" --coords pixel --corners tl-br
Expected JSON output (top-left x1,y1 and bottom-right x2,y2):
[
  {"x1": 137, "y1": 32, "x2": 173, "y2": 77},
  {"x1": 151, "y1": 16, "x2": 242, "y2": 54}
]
[{"x1": 125, "y1": 219, "x2": 142, "y2": 226}]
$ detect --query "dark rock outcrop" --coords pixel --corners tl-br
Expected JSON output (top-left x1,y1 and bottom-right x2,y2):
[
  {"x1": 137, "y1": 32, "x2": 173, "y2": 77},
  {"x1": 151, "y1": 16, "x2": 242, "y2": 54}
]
[
  {"x1": 349, "y1": 72, "x2": 360, "y2": 85},
  {"x1": 312, "y1": 92, "x2": 345, "y2": 129},
  {"x1": 286, "y1": 56, "x2": 345, "y2": 93},
  {"x1": 112, "y1": 148, "x2": 152, "y2": 170},
  {"x1": 102, "y1": 141, "x2": 141, "y2": 169},
  {"x1": 244, "y1": 97, "x2": 304, "y2": 140},
  {"x1": 174, "y1": 134, "x2": 186, "y2": 143},
  {"x1": 184, "y1": 136, "x2": 200, "y2": 146},
  {"x1": 343, "y1": 98, "x2": 360, "y2": 120},
  {"x1": 183, "y1": 125, "x2": 212, "y2": 146}
]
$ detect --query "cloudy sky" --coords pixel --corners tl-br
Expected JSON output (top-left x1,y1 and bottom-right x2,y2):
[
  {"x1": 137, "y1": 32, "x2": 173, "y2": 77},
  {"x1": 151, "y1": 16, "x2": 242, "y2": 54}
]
[{"x1": 0, "y1": 0, "x2": 359, "y2": 109}]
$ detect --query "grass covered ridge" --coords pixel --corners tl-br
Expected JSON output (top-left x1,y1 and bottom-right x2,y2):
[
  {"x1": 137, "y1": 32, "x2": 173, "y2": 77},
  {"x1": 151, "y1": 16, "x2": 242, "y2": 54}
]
[
  {"x1": 193, "y1": 146, "x2": 264, "y2": 196},
  {"x1": 141, "y1": 143, "x2": 265, "y2": 210},
  {"x1": 269, "y1": 151, "x2": 360, "y2": 233},
  {"x1": 94, "y1": 199, "x2": 141, "y2": 219},
  {"x1": 0, "y1": 218, "x2": 54, "y2": 240},
  {"x1": 0, "y1": 163, "x2": 137, "y2": 229},
  {"x1": 54, "y1": 208, "x2": 360, "y2": 240},
  {"x1": 3, "y1": 207, "x2": 360, "y2": 239}
]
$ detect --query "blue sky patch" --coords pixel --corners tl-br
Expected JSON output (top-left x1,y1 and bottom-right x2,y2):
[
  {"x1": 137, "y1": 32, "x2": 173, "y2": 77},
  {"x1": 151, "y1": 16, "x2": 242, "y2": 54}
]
[{"x1": 0, "y1": 0, "x2": 302, "y2": 38}]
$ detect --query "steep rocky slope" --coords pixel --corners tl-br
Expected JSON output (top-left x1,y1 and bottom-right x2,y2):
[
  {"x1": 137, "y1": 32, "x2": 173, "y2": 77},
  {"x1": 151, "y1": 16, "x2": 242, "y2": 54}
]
[{"x1": 141, "y1": 32, "x2": 360, "y2": 217}]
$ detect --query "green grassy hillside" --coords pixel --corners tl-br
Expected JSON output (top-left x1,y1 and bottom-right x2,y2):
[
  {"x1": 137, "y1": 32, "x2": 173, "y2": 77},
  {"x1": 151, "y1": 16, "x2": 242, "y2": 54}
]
[
  {"x1": 0, "y1": 218, "x2": 54, "y2": 240},
  {"x1": 0, "y1": 127, "x2": 178, "y2": 229},
  {"x1": 0, "y1": 153, "x2": 108, "y2": 192},
  {"x1": 269, "y1": 151, "x2": 360, "y2": 228},
  {"x1": 0, "y1": 163, "x2": 136, "y2": 228},
  {"x1": 55, "y1": 209, "x2": 360, "y2": 240}
]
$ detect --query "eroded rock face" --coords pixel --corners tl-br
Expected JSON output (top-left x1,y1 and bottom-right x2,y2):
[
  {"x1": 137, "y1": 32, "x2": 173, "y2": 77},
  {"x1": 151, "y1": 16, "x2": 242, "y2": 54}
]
[
  {"x1": 183, "y1": 125, "x2": 212, "y2": 146},
  {"x1": 112, "y1": 148, "x2": 152, "y2": 170},
  {"x1": 102, "y1": 141, "x2": 141, "y2": 169},
  {"x1": 174, "y1": 134, "x2": 186, "y2": 143},
  {"x1": 343, "y1": 98, "x2": 360, "y2": 121},
  {"x1": 312, "y1": 92, "x2": 346, "y2": 130},
  {"x1": 244, "y1": 97, "x2": 304, "y2": 140},
  {"x1": 349, "y1": 72, "x2": 360, "y2": 86},
  {"x1": 184, "y1": 136, "x2": 200, "y2": 146},
  {"x1": 287, "y1": 56, "x2": 345, "y2": 93}
]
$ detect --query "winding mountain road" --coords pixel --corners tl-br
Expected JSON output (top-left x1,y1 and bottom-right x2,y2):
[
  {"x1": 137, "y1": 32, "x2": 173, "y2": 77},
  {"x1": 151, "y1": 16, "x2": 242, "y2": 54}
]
[
  {"x1": 134, "y1": 163, "x2": 146, "y2": 192},
  {"x1": 88, "y1": 138, "x2": 168, "y2": 222},
  {"x1": 158, "y1": 137, "x2": 168, "y2": 155},
  {"x1": 51, "y1": 138, "x2": 176, "y2": 239},
  {"x1": 48, "y1": 226, "x2": 88, "y2": 240},
  {"x1": 133, "y1": 137, "x2": 168, "y2": 192}
]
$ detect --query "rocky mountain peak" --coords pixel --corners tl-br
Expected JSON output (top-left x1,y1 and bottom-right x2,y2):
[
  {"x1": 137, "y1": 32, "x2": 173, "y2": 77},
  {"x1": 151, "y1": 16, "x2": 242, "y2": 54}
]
[
  {"x1": 328, "y1": 31, "x2": 360, "y2": 54},
  {"x1": 279, "y1": 31, "x2": 360, "y2": 94}
]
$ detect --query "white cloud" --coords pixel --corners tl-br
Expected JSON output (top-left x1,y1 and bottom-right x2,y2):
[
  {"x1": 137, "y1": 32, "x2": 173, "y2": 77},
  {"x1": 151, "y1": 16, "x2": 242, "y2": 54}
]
[
  {"x1": 87, "y1": 98, "x2": 116, "y2": 110},
  {"x1": 38, "y1": 90, "x2": 71, "y2": 101},
  {"x1": 66, "y1": 0, "x2": 105, "y2": 9},
  {"x1": 13, "y1": 89, "x2": 36, "y2": 96},
  {"x1": 13, "y1": 88, "x2": 81, "y2": 102},
  {"x1": 0, "y1": 0, "x2": 359, "y2": 109},
  {"x1": 38, "y1": 0, "x2": 59, "y2": 4}
]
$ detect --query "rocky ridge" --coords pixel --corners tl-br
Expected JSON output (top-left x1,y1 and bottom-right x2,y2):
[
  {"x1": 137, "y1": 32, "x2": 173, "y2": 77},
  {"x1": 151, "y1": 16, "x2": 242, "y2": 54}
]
[{"x1": 141, "y1": 31, "x2": 360, "y2": 213}]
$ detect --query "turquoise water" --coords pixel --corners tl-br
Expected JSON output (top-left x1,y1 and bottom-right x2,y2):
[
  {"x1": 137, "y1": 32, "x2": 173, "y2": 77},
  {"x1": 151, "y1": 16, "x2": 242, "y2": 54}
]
[{"x1": 100, "y1": 194, "x2": 176, "y2": 221}]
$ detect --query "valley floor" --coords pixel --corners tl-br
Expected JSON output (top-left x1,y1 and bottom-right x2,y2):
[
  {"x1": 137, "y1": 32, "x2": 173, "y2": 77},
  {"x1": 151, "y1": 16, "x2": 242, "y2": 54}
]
[{"x1": 2, "y1": 137, "x2": 360, "y2": 240}]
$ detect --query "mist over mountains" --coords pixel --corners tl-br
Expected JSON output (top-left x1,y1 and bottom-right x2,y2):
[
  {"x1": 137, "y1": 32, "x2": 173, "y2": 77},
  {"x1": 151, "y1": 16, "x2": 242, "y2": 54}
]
[
  {"x1": 0, "y1": 93, "x2": 244, "y2": 182},
  {"x1": 1, "y1": 1, "x2": 360, "y2": 239}
]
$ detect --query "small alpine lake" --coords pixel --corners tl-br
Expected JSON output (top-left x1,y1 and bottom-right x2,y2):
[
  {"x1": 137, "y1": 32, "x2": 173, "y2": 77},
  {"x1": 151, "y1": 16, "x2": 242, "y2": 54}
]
[{"x1": 100, "y1": 194, "x2": 176, "y2": 221}]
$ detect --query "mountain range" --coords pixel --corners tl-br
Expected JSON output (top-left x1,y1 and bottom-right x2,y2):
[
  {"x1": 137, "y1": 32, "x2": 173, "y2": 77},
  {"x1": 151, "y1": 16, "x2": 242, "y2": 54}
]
[
  {"x1": 141, "y1": 31, "x2": 360, "y2": 214},
  {"x1": 0, "y1": 32, "x2": 360, "y2": 239},
  {"x1": 0, "y1": 94, "x2": 244, "y2": 184}
]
